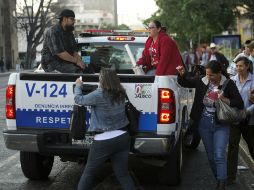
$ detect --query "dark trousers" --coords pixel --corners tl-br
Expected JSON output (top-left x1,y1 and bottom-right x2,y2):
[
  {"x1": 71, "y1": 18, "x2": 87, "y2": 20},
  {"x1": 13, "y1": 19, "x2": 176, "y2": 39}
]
[
  {"x1": 77, "y1": 132, "x2": 135, "y2": 190},
  {"x1": 42, "y1": 60, "x2": 83, "y2": 73},
  {"x1": 227, "y1": 124, "x2": 254, "y2": 180}
]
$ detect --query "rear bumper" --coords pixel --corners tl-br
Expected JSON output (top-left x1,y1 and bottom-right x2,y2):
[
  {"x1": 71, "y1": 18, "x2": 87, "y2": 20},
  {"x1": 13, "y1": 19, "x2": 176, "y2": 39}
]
[
  {"x1": 133, "y1": 136, "x2": 175, "y2": 155},
  {"x1": 3, "y1": 133, "x2": 39, "y2": 152},
  {"x1": 3, "y1": 131, "x2": 175, "y2": 156}
]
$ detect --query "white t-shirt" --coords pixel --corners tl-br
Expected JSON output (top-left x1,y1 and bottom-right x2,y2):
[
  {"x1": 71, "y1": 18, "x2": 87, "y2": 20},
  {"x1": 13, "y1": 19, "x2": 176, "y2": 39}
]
[
  {"x1": 210, "y1": 54, "x2": 216, "y2": 61},
  {"x1": 233, "y1": 52, "x2": 248, "y2": 62},
  {"x1": 94, "y1": 130, "x2": 127, "y2": 140}
]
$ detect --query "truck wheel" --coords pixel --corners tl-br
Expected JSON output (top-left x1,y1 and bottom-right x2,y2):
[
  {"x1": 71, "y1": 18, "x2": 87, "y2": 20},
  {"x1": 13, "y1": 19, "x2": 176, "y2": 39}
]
[
  {"x1": 20, "y1": 151, "x2": 54, "y2": 180},
  {"x1": 184, "y1": 131, "x2": 201, "y2": 149},
  {"x1": 158, "y1": 133, "x2": 182, "y2": 186},
  {"x1": 184, "y1": 120, "x2": 201, "y2": 150}
]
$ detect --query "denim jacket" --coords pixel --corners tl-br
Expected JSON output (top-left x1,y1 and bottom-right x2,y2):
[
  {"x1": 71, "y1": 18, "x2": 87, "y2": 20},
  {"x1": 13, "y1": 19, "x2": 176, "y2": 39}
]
[{"x1": 74, "y1": 84, "x2": 129, "y2": 132}]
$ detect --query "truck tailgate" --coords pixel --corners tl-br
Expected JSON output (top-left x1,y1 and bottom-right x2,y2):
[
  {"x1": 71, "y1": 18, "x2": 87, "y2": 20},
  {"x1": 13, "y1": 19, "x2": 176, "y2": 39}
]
[{"x1": 15, "y1": 73, "x2": 157, "y2": 132}]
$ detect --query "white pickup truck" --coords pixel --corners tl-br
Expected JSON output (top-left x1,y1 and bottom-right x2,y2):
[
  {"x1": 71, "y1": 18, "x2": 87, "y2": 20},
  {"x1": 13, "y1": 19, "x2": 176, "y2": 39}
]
[{"x1": 4, "y1": 30, "x2": 196, "y2": 185}]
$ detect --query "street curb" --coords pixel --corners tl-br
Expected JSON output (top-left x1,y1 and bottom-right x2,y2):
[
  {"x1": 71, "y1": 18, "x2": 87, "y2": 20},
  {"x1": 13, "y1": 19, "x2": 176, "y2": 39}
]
[{"x1": 239, "y1": 139, "x2": 254, "y2": 172}]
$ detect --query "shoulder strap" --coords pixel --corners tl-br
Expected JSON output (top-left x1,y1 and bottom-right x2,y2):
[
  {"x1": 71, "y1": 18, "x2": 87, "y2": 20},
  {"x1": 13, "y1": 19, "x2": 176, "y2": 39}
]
[
  {"x1": 125, "y1": 94, "x2": 130, "y2": 103},
  {"x1": 221, "y1": 79, "x2": 230, "y2": 92}
]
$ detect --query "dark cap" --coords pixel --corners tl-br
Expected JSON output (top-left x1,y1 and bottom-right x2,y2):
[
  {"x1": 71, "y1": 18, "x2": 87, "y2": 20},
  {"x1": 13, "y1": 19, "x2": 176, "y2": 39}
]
[{"x1": 57, "y1": 9, "x2": 75, "y2": 19}]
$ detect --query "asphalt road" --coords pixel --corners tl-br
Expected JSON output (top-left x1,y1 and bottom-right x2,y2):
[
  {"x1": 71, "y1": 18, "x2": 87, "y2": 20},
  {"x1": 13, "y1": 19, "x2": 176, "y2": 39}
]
[{"x1": 0, "y1": 73, "x2": 253, "y2": 190}]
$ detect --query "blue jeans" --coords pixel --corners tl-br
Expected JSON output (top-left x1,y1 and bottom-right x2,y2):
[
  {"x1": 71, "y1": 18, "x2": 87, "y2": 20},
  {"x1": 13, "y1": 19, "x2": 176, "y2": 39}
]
[
  {"x1": 198, "y1": 114, "x2": 229, "y2": 181},
  {"x1": 77, "y1": 132, "x2": 135, "y2": 190}
]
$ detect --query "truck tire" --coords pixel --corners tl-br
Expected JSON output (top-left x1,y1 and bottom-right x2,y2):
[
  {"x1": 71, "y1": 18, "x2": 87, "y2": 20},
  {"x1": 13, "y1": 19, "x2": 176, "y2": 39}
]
[
  {"x1": 158, "y1": 133, "x2": 182, "y2": 186},
  {"x1": 20, "y1": 151, "x2": 54, "y2": 180},
  {"x1": 184, "y1": 131, "x2": 201, "y2": 150},
  {"x1": 184, "y1": 120, "x2": 201, "y2": 150}
]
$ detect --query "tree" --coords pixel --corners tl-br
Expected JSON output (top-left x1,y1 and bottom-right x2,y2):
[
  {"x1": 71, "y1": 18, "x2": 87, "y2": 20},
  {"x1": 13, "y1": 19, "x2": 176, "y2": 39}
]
[
  {"x1": 16, "y1": 0, "x2": 55, "y2": 69},
  {"x1": 234, "y1": 0, "x2": 254, "y2": 38},
  {"x1": 234, "y1": 1, "x2": 254, "y2": 22},
  {"x1": 146, "y1": 0, "x2": 236, "y2": 50}
]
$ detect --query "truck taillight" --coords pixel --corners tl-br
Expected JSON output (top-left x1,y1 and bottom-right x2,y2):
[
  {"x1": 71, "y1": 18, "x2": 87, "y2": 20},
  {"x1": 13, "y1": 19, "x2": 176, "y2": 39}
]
[
  {"x1": 158, "y1": 88, "x2": 175, "y2": 124},
  {"x1": 6, "y1": 85, "x2": 16, "y2": 119}
]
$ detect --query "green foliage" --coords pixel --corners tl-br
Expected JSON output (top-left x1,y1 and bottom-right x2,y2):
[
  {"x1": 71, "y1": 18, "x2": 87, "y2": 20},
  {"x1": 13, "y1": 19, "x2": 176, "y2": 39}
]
[
  {"x1": 234, "y1": 0, "x2": 254, "y2": 21},
  {"x1": 146, "y1": 0, "x2": 237, "y2": 50}
]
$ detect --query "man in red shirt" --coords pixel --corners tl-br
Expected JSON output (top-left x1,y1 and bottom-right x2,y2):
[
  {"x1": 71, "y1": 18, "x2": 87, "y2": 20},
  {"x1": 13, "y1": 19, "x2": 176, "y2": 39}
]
[{"x1": 136, "y1": 20, "x2": 183, "y2": 75}]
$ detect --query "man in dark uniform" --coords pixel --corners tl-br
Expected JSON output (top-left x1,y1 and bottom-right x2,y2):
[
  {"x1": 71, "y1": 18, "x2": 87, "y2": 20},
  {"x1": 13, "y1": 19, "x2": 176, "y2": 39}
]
[{"x1": 41, "y1": 9, "x2": 85, "y2": 73}]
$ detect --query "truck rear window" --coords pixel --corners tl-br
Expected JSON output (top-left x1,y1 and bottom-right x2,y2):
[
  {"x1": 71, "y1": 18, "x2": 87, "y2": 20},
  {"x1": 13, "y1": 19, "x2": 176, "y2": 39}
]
[{"x1": 78, "y1": 43, "x2": 144, "y2": 73}]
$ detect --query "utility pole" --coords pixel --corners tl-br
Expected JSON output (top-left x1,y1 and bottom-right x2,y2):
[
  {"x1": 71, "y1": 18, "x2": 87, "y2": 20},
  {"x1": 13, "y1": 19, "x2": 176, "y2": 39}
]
[{"x1": 3, "y1": 0, "x2": 12, "y2": 70}]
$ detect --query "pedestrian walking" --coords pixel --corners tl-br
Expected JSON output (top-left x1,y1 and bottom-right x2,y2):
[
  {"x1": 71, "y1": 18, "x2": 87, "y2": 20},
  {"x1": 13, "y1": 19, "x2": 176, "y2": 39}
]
[
  {"x1": 6, "y1": 60, "x2": 11, "y2": 71},
  {"x1": 0, "y1": 57, "x2": 4, "y2": 72},
  {"x1": 227, "y1": 56, "x2": 254, "y2": 185},
  {"x1": 200, "y1": 45, "x2": 209, "y2": 66},
  {"x1": 185, "y1": 47, "x2": 199, "y2": 71},
  {"x1": 16, "y1": 57, "x2": 21, "y2": 72},
  {"x1": 233, "y1": 39, "x2": 252, "y2": 62},
  {"x1": 176, "y1": 60, "x2": 244, "y2": 190},
  {"x1": 41, "y1": 9, "x2": 85, "y2": 73},
  {"x1": 75, "y1": 68, "x2": 135, "y2": 190},
  {"x1": 136, "y1": 20, "x2": 183, "y2": 75},
  {"x1": 208, "y1": 43, "x2": 229, "y2": 71}
]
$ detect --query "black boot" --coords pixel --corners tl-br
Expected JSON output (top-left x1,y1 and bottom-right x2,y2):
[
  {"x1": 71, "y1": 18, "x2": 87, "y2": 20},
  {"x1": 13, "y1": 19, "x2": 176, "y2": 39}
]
[{"x1": 216, "y1": 180, "x2": 226, "y2": 190}]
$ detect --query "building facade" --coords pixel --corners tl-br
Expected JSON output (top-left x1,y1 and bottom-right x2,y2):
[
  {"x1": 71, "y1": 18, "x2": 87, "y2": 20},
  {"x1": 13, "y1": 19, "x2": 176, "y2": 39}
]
[
  {"x1": 0, "y1": 0, "x2": 18, "y2": 70},
  {"x1": 52, "y1": 0, "x2": 118, "y2": 34},
  {"x1": 236, "y1": 17, "x2": 253, "y2": 43}
]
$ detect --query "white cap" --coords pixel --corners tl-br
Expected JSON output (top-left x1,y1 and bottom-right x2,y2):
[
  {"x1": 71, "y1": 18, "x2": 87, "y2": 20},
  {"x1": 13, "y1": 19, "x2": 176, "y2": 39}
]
[{"x1": 210, "y1": 43, "x2": 216, "y2": 48}]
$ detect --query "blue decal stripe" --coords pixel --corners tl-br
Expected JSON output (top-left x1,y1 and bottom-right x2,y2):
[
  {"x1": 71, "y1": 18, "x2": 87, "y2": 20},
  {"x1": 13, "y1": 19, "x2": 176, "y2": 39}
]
[
  {"x1": 16, "y1": 109, "x2": 72, "y2": 129},
  {"x1": 139, "y1": 112, "x2": 157, "y2": 131},
  {"x1": 16, "y1": 109, "x2": 157, "y2": 131}
]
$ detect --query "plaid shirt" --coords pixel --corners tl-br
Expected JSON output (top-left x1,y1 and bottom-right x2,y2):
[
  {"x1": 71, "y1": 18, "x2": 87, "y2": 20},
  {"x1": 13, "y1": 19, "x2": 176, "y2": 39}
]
[{"x1": 41, "y1": 23, "x2": 77, "y2": 67}]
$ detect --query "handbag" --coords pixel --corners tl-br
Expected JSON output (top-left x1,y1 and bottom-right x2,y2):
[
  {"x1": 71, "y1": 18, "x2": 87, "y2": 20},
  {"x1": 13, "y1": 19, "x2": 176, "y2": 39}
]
[
  {"x1": 216, "y1": 99, "x2": 246, "y2": 124},
  {"x1": 215, "y1": 80, "x2": 247, "y2": 124},
  {"x1": 125, "y1": 95, "x2": 140, "y2": 134},
  {"x1": 70, "y1": 105, "x2": 87, "y2": 140}
]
